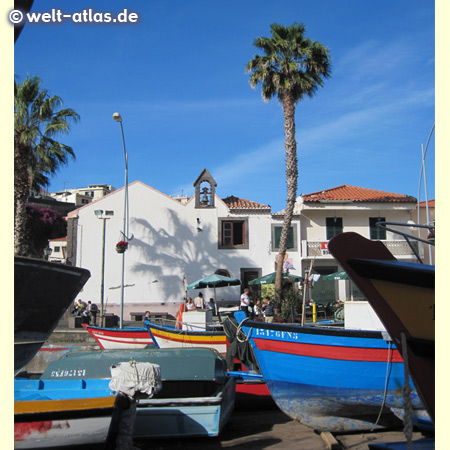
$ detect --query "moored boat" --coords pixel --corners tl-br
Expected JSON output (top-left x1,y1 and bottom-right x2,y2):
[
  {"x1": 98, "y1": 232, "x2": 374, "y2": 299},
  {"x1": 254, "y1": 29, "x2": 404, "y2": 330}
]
[
  {"x1": 233, "y1": 310, "x2": 429, "y2": 432},
  {"x1": 38, "y1": 347, "x2": 236, "y2": 439},
  {"x1": 144, "y1": 311, "x2": 228, "y2": 354},
  {"x1": 15, "y1": 256, "x2": 90, "y2": 374},
  {"x1": 328, "y1": 231, "x2": 435, "y2": 422},
  {"x1": 83, "y1": 324, "x2": 158, "y2": 349},
  {"x1": 14, "y1": 378, "x2": 117, "y2": 449}
]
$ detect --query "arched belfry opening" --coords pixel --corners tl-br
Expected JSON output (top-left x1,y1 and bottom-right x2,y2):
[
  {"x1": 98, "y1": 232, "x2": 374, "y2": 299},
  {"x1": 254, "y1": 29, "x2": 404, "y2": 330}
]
[{"x1": 194, "y1": 168, "x2": 217, "y2": 209}]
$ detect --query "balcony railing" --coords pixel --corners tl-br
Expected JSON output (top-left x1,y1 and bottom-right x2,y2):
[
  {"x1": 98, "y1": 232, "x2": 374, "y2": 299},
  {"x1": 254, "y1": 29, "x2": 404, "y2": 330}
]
[{"x1": 304, "y1": 239, "x2": 420, "y2": 258}]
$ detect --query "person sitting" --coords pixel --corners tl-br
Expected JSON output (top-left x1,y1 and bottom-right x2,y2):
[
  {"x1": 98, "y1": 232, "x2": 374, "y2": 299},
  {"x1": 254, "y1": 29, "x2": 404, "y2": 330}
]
[
  {"x1": 75, "y1": 299, "x2": 87, "y2": 317},
  {"x1": 206, "y1": 298, "x2": 217, "y2": 314},
  {"x1": 185, "y1": 297, "x2": 196, "y2": 311}
]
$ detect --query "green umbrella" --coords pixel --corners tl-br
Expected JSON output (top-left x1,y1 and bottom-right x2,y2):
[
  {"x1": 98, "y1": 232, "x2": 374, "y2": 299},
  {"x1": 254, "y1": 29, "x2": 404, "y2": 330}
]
[
  {"x1": 187, "y1": 274, "x2": 241, "y2": 289},
  {"x1": 322, "y1": 270, "x2": 349, "y2": 280},
  {"x1": 248, "y1": 272, "x2": 304, "y2": 285},
  {"x1": 322, "y1": 270, "x2": 354, "y2": 300},
  {"x1": 187, "y1": 274, "x2": 241, "y2": 305}
]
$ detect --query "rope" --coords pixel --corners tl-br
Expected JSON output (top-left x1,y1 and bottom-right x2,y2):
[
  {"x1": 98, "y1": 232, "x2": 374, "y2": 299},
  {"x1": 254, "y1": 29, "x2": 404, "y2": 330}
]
[
  {"x1": 370, "y1": 340, "x2": 393, "y2": 431},
  {"x1": 401, "y1": 332, "x2": 413, "y2": 450},
  {"x1": 236, "y1": 316, "x2": 251, "y2": 343}
]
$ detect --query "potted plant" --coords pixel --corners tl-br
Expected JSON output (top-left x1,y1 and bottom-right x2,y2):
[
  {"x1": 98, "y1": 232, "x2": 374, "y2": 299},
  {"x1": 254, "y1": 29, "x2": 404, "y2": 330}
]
[{"x1": 116, "y1": 240, "x2": 128, "y2": 253}]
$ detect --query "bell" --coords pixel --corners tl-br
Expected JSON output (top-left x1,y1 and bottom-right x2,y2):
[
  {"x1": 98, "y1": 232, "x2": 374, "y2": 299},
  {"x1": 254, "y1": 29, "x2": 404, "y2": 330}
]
[{"x1": 201, "y1": 193, "x2": 209, "y2": 204}]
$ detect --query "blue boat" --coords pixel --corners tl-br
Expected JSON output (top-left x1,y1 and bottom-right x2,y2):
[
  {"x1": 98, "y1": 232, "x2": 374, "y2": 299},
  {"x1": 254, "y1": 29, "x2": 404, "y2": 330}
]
[
  {"x1": 234, "y1": 310, "x2": 430, "y2": 432},
  {"x1": 31, "y1": 347, "x2": 235, "y2": 439}
]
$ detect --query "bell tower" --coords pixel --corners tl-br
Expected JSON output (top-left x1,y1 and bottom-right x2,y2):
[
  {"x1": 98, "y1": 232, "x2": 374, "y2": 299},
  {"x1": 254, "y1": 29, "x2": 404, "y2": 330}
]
[{"x1": 193, "y1": 168, "x2": 217, "y2": 208}]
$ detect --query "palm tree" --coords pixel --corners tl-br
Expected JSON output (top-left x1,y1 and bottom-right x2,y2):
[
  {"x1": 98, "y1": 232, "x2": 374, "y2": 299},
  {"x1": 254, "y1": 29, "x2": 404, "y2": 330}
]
[
  {"x1": 14, "y1": 75, "x2": 79, "y2": 256},
  {"x1": 246, "y1": 23, "x2": 331, "y2": 294}
]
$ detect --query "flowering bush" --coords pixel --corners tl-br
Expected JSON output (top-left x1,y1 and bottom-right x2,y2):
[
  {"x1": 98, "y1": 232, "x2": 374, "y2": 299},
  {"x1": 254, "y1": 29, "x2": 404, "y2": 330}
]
[{"x1": 116, "y1": 240, "x2": 128, "y2": 250}]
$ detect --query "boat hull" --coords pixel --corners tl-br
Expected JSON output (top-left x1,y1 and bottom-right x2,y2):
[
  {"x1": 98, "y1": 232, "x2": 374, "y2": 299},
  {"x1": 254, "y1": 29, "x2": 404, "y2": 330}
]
[
  {"x1": 83, "y1": 325, "x2": 156, "y2": 349},
  {"x1": 15, "y1": 257, "x2": 90, "y2": 374},
  {"x1": 14, "y1": 380, "x2": 116, "y2": 450},
  {"x1": 145, "y1": 321, "x2": 228, "y2": 354},
  {"x1": 328, "y1": 232, "x2": 435, "y2": 422},
  {"x1": 234, "y1": 311, "x2": 428, "y2": 432},
  {"x1": 26, "y1": 348, "x2": 236, "y2": 440}
]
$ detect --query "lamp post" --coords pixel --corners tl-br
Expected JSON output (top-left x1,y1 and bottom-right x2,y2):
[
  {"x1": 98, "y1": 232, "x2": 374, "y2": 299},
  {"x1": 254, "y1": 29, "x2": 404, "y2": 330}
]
[
  {"x1": 113, "y1": 112, "x2": 129, "y2": 329},
  {"x1": 43, "y1": 243, "x2": 53, "y2": 261},
  {"x1": 95, "y1": 209, "x2": 114, "y2": 327}
]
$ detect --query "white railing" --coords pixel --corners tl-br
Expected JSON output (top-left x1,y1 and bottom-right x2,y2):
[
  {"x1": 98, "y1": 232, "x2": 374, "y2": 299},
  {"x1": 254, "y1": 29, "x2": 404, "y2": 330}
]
[{"x1": 303, "y1": 240, "x2": 421, "y2": 258}]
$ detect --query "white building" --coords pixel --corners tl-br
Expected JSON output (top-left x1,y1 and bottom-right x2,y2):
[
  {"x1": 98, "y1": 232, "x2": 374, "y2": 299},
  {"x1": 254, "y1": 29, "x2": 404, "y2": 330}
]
[
  {"x1": 293, "y1": 185, "x2": 419, "y2": 306},
  {"x1": 48, "y1": 237, "x2": 67, "y2": 263},
  {"x1": 67, "y1": 170, "x2": 293, "y2": 318},
  {"x1": 52, "y1": 184, "x2": 115, "y2": 206},
  {"x1": 67, "y1": 174, "x2": 422, "y2": 320}
]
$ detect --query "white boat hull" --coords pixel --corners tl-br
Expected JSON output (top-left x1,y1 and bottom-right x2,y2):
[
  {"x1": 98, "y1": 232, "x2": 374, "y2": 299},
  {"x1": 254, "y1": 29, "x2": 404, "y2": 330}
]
[{"x1": 14, "y1": 416, "x2": 112, "y2": 449}]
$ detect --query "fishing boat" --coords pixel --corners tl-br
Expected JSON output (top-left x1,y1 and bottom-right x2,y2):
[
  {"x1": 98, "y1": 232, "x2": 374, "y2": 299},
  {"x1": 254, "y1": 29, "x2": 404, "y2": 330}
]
[
  {"x1": 14, "y1": 378, "x2": 117, "y2": 449},
  {"x1": 233, "y1": 310, "x2": 429, "y2": 432},
  {"x1": 328, "y1": 231, "x2": 435, "y2": 422},
  {"x1": 15, "y1": 256, "x2": 90, "y2": 374},
  {"x1": 38, "y1": 347, "x2": 236, "y2": 439},
  {"x1": 83, "y1": 309, "x2": 228, "y2": 353},
  {"x1": 144, "y1": 309, "x2": 228, "y2": 354},
  {"x1": 83, "y1": 323, "x2": 158, "y2": 349}
]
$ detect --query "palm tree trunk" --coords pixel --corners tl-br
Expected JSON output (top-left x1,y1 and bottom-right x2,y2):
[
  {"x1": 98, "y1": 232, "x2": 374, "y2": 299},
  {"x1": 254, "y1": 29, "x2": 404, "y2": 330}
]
[
  {"x1": 275, "y1": 93, "x2": 298, "y2": 294},
  {"x1": 14, "y1": 140, "x2": 32, "y2": 256}
]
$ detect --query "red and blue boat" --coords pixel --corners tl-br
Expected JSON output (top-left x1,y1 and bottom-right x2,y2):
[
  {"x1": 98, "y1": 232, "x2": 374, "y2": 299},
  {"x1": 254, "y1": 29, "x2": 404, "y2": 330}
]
[{"x1": 234, "y1": 310, "x2": 430, "y2": 432}]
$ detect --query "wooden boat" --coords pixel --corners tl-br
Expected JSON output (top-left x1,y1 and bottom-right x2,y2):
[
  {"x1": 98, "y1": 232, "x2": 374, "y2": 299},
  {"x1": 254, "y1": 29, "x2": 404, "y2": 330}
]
[
  {"x1": 328, "y1": 231, "x2": 435, "y2": 422},
  {"x1": 39, "y1": 347, "x2": 236, "y2": 438},
  {"x1": 15, "y1": 257, "x2": 90, "y2": 374},
  {"x1": 144, "y1": 310, "x2": 228, "y2": 354},
  {"x1": 83, "y1": 324, "x2": 158, "y2": 349},
  {"x1": 83, "y1": 309, "x2": 227, "y2": 353},
  {"x1": 14, "y1": 378, "x2": 117, "y2": 449},
  {"x1": 233, "y1": 310, "x2": 430, "y2": 432}
]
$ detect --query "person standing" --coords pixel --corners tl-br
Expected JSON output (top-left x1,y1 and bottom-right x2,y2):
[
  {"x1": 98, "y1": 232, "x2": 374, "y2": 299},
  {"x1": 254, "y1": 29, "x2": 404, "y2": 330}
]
[
  {"x1": 86, "y1": 301, "x2": 98, "y2": 325},
  {"x1": 240, "y1": 288, "x2": 250, "y2": 316},
  {"x1": 263, "y1": 297, "x2": 274, "y2": 323},
  {"x1": 194, "y1": 292, "x2": 204, "y2": 309}
]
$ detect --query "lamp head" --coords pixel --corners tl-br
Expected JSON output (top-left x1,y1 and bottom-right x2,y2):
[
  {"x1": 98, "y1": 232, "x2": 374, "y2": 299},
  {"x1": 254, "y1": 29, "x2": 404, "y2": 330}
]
[{"x1": 113, "y1": 112, "x2": 122, "y2": 122}]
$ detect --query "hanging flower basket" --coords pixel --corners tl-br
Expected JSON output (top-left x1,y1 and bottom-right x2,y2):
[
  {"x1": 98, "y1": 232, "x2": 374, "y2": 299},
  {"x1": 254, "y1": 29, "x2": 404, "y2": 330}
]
[{"x1": 116, "y1": 241, "x2": 128, "y2": 253}]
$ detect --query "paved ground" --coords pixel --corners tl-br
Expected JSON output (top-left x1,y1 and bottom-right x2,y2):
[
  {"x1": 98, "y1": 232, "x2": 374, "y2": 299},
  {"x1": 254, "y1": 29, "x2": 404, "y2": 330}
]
[{"x1": 133, "y1": 395, "x2": 424, "y2": 450}]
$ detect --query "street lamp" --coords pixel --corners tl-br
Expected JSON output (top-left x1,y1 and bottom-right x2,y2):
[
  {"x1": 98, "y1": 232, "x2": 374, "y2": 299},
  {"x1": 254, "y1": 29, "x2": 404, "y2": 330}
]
[
  {"x1": 43, "y1": 243, "x2": 53, "y2": 260},
  {"x1": 95, "y1": 209, "x2": 114, "y2": 327},
  {"x1": 113, "y1": 112, "x2": 129, "y2": 329}
]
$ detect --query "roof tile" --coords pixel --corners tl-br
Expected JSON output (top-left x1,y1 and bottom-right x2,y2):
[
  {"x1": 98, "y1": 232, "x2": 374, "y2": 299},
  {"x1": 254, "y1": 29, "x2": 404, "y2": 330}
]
[
  {"x1": 222, "y1": 195, "x2": 270, "y2": 210},
  {"x1": 302, "y1": 185, "x2": 417, "y2": 203}
]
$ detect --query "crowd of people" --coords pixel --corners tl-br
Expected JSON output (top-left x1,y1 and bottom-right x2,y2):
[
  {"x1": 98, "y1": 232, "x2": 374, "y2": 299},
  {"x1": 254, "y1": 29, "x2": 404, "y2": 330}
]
[
  {"x1": 72, "y1": 299, "x2": 99, "y2": 325},
  {"x1": 239, "y1": 289, "x2": 274, "y2": 322}
]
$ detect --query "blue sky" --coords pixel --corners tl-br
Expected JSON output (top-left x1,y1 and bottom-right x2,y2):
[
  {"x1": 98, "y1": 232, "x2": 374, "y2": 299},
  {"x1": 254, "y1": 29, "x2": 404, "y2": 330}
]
[{"x1": 14, "y1": 0, "x2": 435, "y2": 213}]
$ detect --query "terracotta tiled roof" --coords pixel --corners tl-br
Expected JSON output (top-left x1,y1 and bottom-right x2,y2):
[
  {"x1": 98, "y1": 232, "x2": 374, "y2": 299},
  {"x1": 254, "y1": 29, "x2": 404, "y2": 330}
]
[
  {"x1": 222, "y1": 196, "x2": 270, "y2": 210},
  {"x1": 49, "y1": 237, "x2": 67, "y2": 242},
  {"x1": 419, "y1": 199, "x2": 435, "y2": 207},
  {"x1": 302, "y1": 185, "x2": 417, "y2": 203}
]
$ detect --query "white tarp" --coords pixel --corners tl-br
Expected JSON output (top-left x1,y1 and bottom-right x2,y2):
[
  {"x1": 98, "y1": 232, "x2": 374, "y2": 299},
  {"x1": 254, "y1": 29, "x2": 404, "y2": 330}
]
[{"x1": 109, "y1": 361, "x2": 162, "y2": 399}]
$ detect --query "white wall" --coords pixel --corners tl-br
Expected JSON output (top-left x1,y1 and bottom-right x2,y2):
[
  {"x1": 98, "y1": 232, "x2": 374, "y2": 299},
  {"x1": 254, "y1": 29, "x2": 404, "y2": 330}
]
[{"x1": 72, "y1": 181, "x2": 298, "y2": 317}]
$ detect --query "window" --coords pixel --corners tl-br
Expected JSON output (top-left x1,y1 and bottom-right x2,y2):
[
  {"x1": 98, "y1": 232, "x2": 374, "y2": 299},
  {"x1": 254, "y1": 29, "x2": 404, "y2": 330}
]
[
  {"x1": 369, "y1": 217, "x2": 386, "y2": 240},
  {"x1": 218, "y1": 218, "x2": 249, "y2": 249},
  {"x1": 326, "y1": 217, "x2": 343, "y2": 240},
  {"x1": 271, "y1": 224, "x2": 297, "y2": 251},
  {"x1": 54, "y1": 246, "x2": 61, "y2": 253}
]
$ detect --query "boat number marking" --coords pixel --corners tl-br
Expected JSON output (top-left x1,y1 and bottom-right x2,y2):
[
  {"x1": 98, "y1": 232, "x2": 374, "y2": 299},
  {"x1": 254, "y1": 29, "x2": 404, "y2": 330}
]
[{"x1": 50, "y1": 369, "x2": 86, "y2": 377}]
